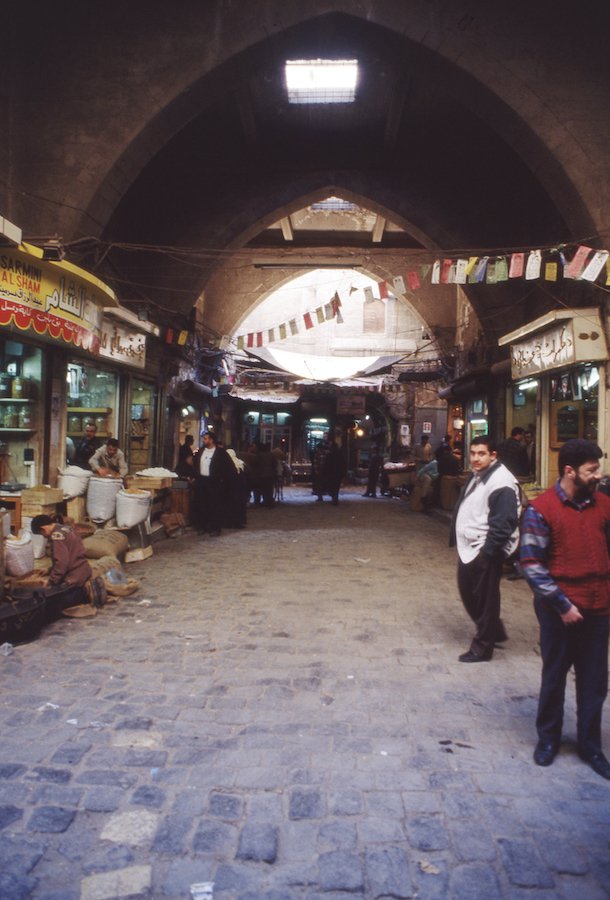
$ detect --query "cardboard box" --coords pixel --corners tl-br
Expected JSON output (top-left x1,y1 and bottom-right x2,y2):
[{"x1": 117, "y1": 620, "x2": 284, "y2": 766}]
[
  {"x1": 125, "y1": 544, "x2": 153, "y2": 563},
  {"x1": 65, "y1": 496, "x2": 87, "y2": 522}
]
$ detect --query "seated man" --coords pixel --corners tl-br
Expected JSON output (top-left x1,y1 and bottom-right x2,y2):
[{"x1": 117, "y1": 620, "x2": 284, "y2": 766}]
[{"x1": 89, "y1": 438, "x2": 128, "y2": 478}]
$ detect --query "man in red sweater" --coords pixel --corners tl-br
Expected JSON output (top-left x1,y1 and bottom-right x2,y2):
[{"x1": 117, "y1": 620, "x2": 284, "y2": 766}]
[{"x1": 520, "y1": 439, "x2": 610, "y2": 779}]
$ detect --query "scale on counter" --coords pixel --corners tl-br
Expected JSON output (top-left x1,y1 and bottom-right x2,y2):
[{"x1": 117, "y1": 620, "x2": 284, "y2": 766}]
[{"x1": 0, "y1": 482, "x2": 26, "y2": 492}]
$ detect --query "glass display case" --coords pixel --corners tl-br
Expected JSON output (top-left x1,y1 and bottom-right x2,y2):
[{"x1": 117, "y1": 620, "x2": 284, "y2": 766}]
[{"x1": 0, "y1": 338, "x2": 41, "y2": 490}]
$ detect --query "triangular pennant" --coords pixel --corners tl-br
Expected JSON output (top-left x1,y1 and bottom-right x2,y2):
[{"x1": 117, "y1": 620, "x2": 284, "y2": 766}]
[
  {"x1": 256, "y1": 332, "x2": 263, "y2": 347},
  {"x1": 247, "y1": 333, "x2": 254, "y2": 348},
  {"x1": 495, "y1": 257, "x2": 508, "y2": 282},
  {"x1": 393, "y1": 275, "x2": 406, "y2": 293},
  {"x1": 485, "y1": 260, "x2": 497, "y2": 284},
  {"x1": 316, "y1": 306, "x2": 325, "y2": 324},
  {"x1": 509, "y1": 253, "x2": 524, "y2": 278},
  {"x1": 525, "y1": 249, "x2": 542, "y2": 280},
  {"x1": 336, "y1": 308, "x2": 344, "y2": 324},
  {"x1": 544, "y1": 262, "x2": 558, "y2": 282},
  {"x1": 268, "y1": 327, "x2": 275, "y2": 343},
  {"x1": 324, "y1": 302, "x2": 334, "y2": 320},
  {"x1": 431, "y1": 260, "x2": 441, "y2": 284},
  {"x1": 564, "y1": 245, "x2": 592, "y2": 279},
  {"x1": 333, "y1": 291, "x2": 342, "y2": 308},
  {"x1": 165, "y1": 328, "x2": 174, "y2": 344},
  {"x1": 279, "y1": 323, "x2": 287, "y2": 340},
  {"x1": 581, "y1": 250, "x2": 609, "y2": 282},
  {"x1": 420, "y1": 264, "x2": 431, "y2": 281},
  {"x1": 378, "y1": 280, "x2": 389, "y2": 299},
  {"x1": 289, "y1": 319, "x2": 298, "y2": 336},
  {"x1": 349, "y1": 284, "x2": 358, "y2": 294},
  {"x1": 406, "y1": 270, "x2": 420, "y2": 291},
  {"x1": 303, "y1": 312, "x2": 314, "y2": 330},
  {"x1": 465, "y1": 257, "x2": 478, "y2": 276},
  {"x1": 177, "y1": 330, "x2": 188, "y2": 346},
  {"x1": 237, "y1": 335, "x2": 245, "y2": 351},
  {"x1": 363, "y1": 286, "x2": 374, "y2": 303}
]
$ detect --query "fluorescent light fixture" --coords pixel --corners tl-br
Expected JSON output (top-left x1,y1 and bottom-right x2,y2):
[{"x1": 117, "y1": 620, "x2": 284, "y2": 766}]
[
  {"x1": 470, "y1": 419, "x2": 488, "y2": 425},
  {"x1": 285, "y1": 59, "x2": 358, "y2": 104},
  {"x1": 517, "y1": 379, "x2": 539, "y2": 391}
]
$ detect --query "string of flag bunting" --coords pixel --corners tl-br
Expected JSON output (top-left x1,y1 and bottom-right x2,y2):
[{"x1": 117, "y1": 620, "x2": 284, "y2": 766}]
[
  {"x1": 163, "y1": 241, "x2": 609, "y2": 350},
  {"x1": 234, "y1": 291, "x2": 344, "y2": 350}
]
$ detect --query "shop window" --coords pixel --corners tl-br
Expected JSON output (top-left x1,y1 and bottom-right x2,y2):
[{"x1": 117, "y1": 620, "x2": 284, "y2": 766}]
[
  {"x1": 129, "y1": 379, "x2": 156, "y2": 473},
  {"x1": 550, "y1": 366, "x2": 598, "y2": 448},
  {"x1": 0, "y1": 339, "x2": 42, "y2": 489},
  {"x1": 66, "y1": 362, "x2": 118, "y2": 461}
]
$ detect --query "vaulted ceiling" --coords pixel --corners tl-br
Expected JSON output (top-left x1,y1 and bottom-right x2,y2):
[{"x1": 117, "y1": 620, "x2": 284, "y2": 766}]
[{"x1": 4, "y1": 2, "x2": 609, "y2": 352}]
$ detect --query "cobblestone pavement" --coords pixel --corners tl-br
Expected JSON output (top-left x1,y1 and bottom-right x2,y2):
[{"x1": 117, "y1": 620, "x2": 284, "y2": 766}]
[{"x1": 1, "y1": 485, "x2": 609, "y2": 899}]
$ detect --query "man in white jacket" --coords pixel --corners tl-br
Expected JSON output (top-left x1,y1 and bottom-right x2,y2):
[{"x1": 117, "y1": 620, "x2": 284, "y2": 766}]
[{"x1": 450, "y1": 435, "x2": 520, "y2": 662}]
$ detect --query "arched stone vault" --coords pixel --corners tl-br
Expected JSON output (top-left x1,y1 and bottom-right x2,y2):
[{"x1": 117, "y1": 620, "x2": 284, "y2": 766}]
[{"x1": 3, "y1": 2, "x2": 608, "y2": 348}]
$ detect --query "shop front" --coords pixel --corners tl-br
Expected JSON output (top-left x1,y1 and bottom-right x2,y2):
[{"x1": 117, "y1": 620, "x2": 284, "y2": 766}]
[
  {"x1": 0, "y1": 240, "x2": 117, "y2": 488},
  {"x1": 499, "y1": 308, "x2": 608, "y2": 487}
]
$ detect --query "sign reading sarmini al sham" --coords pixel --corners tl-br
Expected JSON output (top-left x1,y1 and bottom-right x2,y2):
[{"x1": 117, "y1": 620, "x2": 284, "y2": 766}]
[
  {"x1": 0, "y1": 243, "x2": 116, "y2": 353},
  {"x1": 99, "y1": 320, "x2": 146, "y2": 369},
  {"x1": 506, "y1": 310, "x2": 608, "y2": 380}
]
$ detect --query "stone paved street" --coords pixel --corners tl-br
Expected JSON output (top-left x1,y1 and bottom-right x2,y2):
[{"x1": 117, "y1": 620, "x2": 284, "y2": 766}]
[{"x1": 1, "y1": 486, "x2": 609, "y2": 899}]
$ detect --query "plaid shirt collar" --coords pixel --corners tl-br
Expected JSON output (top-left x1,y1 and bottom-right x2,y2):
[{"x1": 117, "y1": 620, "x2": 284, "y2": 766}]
[{"x1": 554, "y1": 478, "x2": 596, "y2": 511}]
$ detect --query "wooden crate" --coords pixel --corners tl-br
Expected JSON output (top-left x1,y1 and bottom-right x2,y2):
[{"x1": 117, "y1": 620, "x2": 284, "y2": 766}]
[
  {"x1": 22, "y1": 486, "x2": 64, "y2": 505},
  {"x1": 65, "y1": 495, "x2": 87, "y2": 522},
  {"x1": 21, "y1": 501, "x2": 58, "y2": 518},
  {"x1": 125, "y1": 475, "x2": 173, "y2": 490}
]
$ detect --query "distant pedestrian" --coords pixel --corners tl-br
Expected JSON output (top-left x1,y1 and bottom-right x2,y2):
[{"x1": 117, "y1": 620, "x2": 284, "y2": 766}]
[
  {"x1": 193, "y1": 431, "x2": 235, "y2": 536},
  {"x1": 497, "y1": 426, "x2": 529, "y2": 477},
  {"x1": 520, "y1": 439, "x2": 610, "y2": 779},
  {"x1": 363, "y1": 447, "x2": 382, "y2": 497},
  {"x1": 176, "y1": 434, "x2": 195, "y2": 479}
]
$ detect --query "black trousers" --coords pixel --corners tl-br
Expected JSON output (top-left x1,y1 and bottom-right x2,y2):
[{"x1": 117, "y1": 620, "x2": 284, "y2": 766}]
[
  {"x1": 534, "y1": 597, "x2": 609, "y2": 757},
  {"x1": 194, "y1": 475, "x2": 223, "y2": 534},
  {"x1": 457, "y1": 553, "x2": 507, "y2": 657}
]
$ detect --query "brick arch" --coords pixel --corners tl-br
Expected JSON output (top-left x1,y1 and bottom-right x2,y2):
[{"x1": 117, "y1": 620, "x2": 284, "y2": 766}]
[{"x1": 59, "y1": 5, "x2": 601, "y2": 244}]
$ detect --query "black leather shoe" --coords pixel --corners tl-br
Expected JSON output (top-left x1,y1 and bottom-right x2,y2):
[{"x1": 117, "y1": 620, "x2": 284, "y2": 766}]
[
  {"x1": 458, "y1": 650, "x2": 491, "y2": 663},
  {"x1": 580, "y1": 751, "x2": 610, "y2": 779},
  {"x1": 534, "y1": 741, "x2": 558, "y2": 767}
]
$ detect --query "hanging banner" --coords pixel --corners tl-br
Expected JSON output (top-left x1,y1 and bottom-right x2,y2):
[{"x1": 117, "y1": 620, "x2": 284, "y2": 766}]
[{"x1": 0, "y1": 243, "x2": 116, "y2": 354}]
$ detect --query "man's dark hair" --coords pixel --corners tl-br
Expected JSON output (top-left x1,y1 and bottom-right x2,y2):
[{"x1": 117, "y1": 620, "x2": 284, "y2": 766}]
[
  {"x1": 31, "y1": 514, "x2": 63, "y2": 534},
  {"x1": 107, "y1": 438, "x2": 119, "y2": 449},
  {"x1": 471, "y1": 434, "x2": 497, "y2": 453},
  {"x1": 558, "y1": 439, "x2": 602, "y2": 476},
  {"x1": 510, "y1": 426, "x2": 525, "y2": 438},
  {"x1": 203, "y1": 431, "x2": 217, "y2": 444}
]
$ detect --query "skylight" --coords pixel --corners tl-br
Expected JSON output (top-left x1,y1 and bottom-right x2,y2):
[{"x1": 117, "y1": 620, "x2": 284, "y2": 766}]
[{"x1": 285, "y1": 59, "x2": 358, "y2": 104}]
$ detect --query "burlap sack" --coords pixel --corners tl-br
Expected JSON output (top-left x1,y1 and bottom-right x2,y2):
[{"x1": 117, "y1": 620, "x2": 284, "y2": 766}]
[{"x1": 83, "y1": 530, "x2": 129, "y2": 559}]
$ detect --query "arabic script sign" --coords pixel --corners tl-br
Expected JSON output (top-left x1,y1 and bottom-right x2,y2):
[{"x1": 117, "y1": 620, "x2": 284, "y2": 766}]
[
  {"x1": 510, "y1": 322, "x2": 575, "y2": 379},
  {"x1": 0, "y1": 246, "x2": 112, "y2": 353},
  {"x1": 99, "y1": 320, "x2": 146, "y2": 369}
]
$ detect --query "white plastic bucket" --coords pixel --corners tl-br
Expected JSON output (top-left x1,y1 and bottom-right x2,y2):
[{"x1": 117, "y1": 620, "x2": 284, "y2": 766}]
[
  {"x1": 115, "y1": 489, "x2": 152, "y2": 528},
  {"x1": 58, "y1": 465, "x2": 93, "y2": 498},
  {"x1": 86, "y1": 477, "x2": 122, "y2": 523},
  {"x1": 5, "y1": 532, "x2": 35, "y2": 577}
]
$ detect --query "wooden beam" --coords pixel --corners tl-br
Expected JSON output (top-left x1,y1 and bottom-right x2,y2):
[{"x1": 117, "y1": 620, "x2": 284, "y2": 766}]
[
  {"x1": 372, "y1": 215, "x2": 386, "y2": 243},
  {"x1": 279, "y1": 217, "x2": 294, "y2": 241}
]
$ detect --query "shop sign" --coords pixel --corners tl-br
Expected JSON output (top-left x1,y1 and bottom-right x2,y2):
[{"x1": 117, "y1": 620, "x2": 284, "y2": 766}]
[
  {"x1": 99, "y1": 320, "x2": 146, "y2": 369},
  {"x1": 0, "y1": 244, "x2": 115, "y2": 353},
  {"x1": 510, "y1": 321, "x2": 575, "y2": 379},
  {"x1": 336, "y1": 393, "x2": 366, "y2": 415}
]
